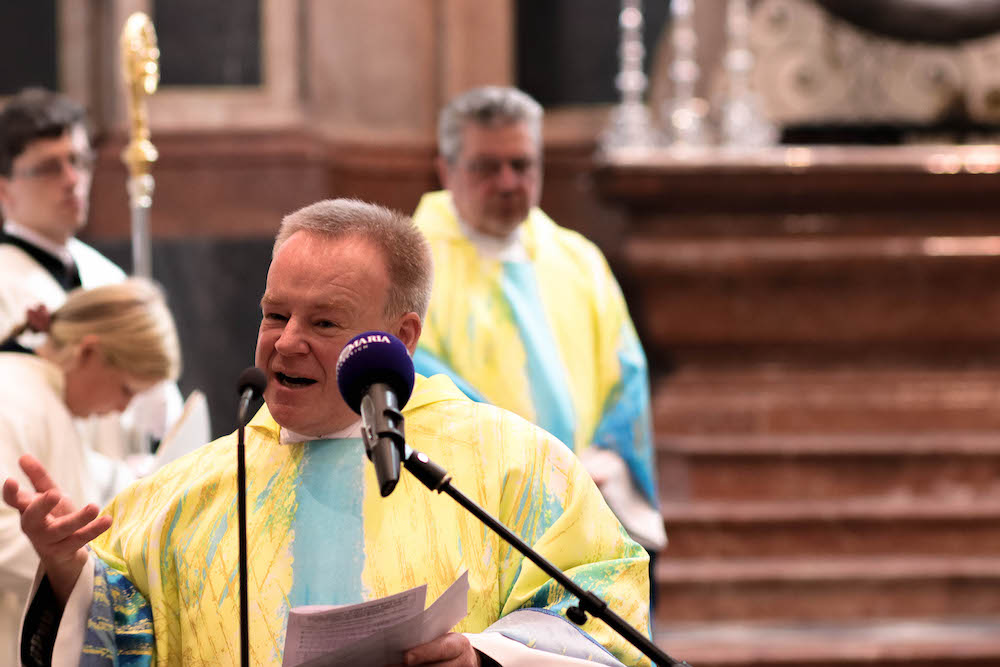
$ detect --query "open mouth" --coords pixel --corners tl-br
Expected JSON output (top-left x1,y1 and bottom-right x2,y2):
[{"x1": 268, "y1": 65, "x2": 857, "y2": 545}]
[{"x1": 276, "y1": 372, "x2": 317, "y2": 388}]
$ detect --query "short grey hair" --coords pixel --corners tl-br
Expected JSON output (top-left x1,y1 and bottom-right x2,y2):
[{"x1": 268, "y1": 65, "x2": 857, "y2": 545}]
[
  {"x1": 437, "y1": 86, "x2": 543, "y2": 164},
  {"x1": 273, "y1": 198, "x2": 433, "y2": 320}
]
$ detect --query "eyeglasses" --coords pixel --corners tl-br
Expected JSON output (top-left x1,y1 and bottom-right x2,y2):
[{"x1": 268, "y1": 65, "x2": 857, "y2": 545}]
[
  {"x1": 12, "y1": 151, "x2": 97, "y2": 180},
  {"x1": 461, "y1": 156, "x2": 538, "y2": 179}
]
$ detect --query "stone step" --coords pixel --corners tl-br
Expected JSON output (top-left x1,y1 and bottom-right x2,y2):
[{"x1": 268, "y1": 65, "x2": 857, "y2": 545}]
[
  {"x1": 656, "y1": 433, "x2": 1000, "y2": 502},
  {"x1": 659, "y1": 498, "x2": 1000, "y2": 558},
  {"x1": 653, "y1": 556, "x2": 1000, "y2": 623},
  {"x1": 623, "y1": 231, "x2": 1000, "y2": 351},
  {"x1": 654, "y1": 616, "x2": 1000, "y2": 667},
  {"x1": 652, "y1": 367, "x2": 1000, "y2": 435}
]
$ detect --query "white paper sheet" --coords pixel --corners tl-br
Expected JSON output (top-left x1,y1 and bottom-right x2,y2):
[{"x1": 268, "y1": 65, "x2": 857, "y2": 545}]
[{"x1": 283, "y1": 571, "x2": 469, "y2": 667}]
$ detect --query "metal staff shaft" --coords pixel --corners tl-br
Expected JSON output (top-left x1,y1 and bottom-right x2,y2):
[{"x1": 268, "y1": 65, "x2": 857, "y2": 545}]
[
  {"x1": 120, "y1": 12, "x2": 160, "y2": 278},
  {"x1": 127, "y1": 173, "x2": 154, "y2": 279}
]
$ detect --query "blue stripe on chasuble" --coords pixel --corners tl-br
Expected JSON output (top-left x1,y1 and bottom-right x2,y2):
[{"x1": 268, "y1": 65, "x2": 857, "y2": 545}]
[
  {"x1": 289, "y1": 437, "x2": 368, "y2": 607},
  {"x1": 500, "y1": 262, "x2": 576, "y2": 450}
]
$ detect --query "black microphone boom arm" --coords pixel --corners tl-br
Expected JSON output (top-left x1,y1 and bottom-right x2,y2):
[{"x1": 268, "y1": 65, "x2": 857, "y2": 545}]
[{"x1": 400, "y1": 447, "x2": 691, "y2": 667}]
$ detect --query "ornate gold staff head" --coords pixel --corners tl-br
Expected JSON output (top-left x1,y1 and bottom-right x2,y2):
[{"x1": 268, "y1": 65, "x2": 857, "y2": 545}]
[{"x1": 121, "y1": 12, "x2": 159, "y2": 181}]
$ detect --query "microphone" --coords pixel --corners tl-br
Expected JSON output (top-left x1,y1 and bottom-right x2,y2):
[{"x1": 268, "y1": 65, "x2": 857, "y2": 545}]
[
  {"x1": 235, "y1": 366, "x2": 265, "y2": 667},
  {"x1": 336, "y1": 331, "x2": 415, "y2": 497},
  {"x1": 237, "y1": 367, "x2": 267, "y2": 425}
]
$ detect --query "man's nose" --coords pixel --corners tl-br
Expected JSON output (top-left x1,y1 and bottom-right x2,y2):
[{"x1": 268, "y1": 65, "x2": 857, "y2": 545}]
[
  {"x1": 496, "y1": 162, "x2": 522, "y2": 189},
  {"x1": 274, "y1": 318, "x2": 309, "y2": 354},
  {"x1": 63, "y1": 160, "x2": 86, "y2": 187}
]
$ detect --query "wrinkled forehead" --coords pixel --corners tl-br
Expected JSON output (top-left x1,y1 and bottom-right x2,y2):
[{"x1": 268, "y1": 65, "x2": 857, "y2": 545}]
[
  {"x1": 458, "y1": 124, "x2": 540, "y2": 165},
  {"x1": 270, "y1": 231, "x2": 378, "y2": 271},
  {"x1": 264, "y1": 232, "x2": 388, "y2": 300}
]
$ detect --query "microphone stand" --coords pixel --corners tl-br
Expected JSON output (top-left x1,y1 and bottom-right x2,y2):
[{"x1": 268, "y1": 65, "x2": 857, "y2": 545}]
[
  {"x1": 400, "y1": 448, "x2": 691, "y2": 667},
  {"x1": 235, "y1": 368, "x2": 266, "y2": 667},
  {"x1": 237, "y1": 418, "x2": 250, "y2": 667}
]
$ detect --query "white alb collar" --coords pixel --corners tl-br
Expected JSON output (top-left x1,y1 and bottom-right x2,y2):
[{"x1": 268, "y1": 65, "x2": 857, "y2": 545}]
[
  {"x1": 3, "y1": 220, "x2": 75, "y2": 268},
  {"x1": 451, "y1": 202, "x2": 528, "y2": 263},
  {"x1": 278, "y1": 419, "x2": 362, "y2": 445}
]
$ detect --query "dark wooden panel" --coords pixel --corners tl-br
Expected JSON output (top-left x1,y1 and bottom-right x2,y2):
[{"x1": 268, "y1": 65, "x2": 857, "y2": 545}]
[
  {"x1": 515, "y1": 0, "x2": 669, "y2": 106},
  {"x1": 0, "y1": 1, "x2": 57, "y2": 94},
  {"x1": 94, "y1": 237, "x2": 271, "y2": 440},
  {"x1": 154, "y1": 0, "x2": 261, "y2": 86}
]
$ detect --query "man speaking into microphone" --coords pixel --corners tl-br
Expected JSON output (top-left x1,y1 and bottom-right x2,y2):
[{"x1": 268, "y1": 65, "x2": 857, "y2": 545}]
[{"x1": 4, "y1": 199, "x2": 654, "y2": 666}]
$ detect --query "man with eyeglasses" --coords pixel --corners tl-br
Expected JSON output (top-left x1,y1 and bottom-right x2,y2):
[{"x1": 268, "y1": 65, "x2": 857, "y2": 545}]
[
  {"x1": 0, "y1": 88, "x2": 182, "y2": 469},
  {"x1": 0, "y1": 88, "x2": 119, "y2": 331},
  {"x1": 412, "y1": 86, "x2": 667, "y2": 588}
]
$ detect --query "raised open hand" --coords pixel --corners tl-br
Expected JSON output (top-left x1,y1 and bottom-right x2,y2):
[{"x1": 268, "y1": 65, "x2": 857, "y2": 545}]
[{"x1": 2, "y1": 454, "x2": 112, "y2": 602}]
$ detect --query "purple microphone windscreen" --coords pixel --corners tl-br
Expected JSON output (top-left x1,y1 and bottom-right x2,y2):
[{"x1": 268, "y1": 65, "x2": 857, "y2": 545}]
[{"x1": 336, "y1": 331, "x2": 415, "y2": 414}]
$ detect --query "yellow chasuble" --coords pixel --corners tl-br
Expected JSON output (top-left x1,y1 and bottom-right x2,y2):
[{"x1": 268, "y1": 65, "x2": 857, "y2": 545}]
[
  {"x1": 413, "y1": 191, "x2": 658, "y2": 504},
  {"x1": 81, "y1": 374, "x2": 652, "y2": 665}
]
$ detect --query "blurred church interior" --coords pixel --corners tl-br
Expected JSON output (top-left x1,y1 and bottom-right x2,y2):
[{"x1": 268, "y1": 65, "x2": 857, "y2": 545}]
[{"x1": 3, "y1": 1, "x2": 1000, "y2": 665}]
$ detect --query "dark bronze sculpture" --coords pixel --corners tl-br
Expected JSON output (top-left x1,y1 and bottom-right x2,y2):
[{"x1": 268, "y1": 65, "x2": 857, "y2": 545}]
[{"x1": 815, "y1": 0, "x2": 1000, "y2": 43}]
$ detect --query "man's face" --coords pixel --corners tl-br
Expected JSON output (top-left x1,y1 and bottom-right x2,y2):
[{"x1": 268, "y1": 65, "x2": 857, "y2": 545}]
[
  {"x1": 0, "y1": 124, "x2": 93, "y2": 244},
  {"x1": 255, "y1": 230, "x2": 405, "y2": 437},
  {"x1": 439, "y1": 121, "x2": 542, "y2": 239}
]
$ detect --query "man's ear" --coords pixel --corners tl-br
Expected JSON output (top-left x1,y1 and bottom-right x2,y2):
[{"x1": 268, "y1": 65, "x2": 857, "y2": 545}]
[
  {"x1": 0, "y1": 175, "x2": 11, "y2": 214},
  {"x1": 394, "y1": 313, "x2": 422, "y2": 355},
  {"x1": 435, "y1": 156, "x2": 452, "y2": 190}
]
